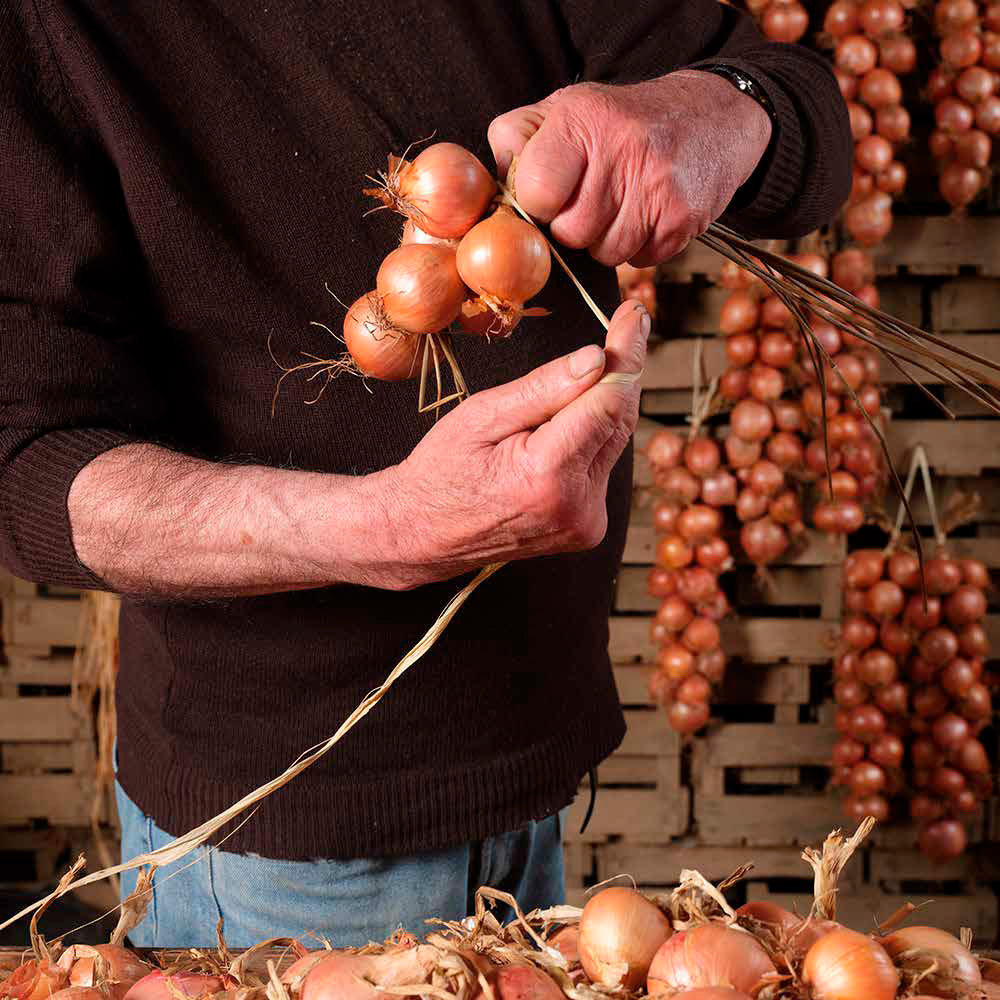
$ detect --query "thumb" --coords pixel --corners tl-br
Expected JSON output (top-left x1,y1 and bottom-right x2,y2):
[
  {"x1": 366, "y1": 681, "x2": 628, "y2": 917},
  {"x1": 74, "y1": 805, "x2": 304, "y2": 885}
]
[
  {"x1": 487, "y1": 97, "x2": 551, "y2": 179},
  {"x1": 465, "y1": 343, "x2": 606, "y2": 443}
]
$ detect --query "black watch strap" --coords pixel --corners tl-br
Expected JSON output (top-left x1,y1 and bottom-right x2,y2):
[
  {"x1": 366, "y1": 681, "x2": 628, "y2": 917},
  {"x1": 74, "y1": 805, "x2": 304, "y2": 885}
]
[{"x1": 697, "y1": 63, "x2": 777, "y2": 128}]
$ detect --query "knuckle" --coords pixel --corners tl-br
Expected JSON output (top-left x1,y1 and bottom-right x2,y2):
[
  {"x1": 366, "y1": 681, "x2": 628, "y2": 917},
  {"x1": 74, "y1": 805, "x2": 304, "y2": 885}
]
[{"x1": 563, "y1": 82, "x2": 617, "y2": 128}]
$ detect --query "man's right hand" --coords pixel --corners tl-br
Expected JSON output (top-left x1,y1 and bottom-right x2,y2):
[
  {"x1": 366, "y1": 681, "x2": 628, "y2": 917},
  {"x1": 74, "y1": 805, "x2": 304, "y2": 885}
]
[{"x1": 372, "y1": 299, "x2": 648, "y2": 589}]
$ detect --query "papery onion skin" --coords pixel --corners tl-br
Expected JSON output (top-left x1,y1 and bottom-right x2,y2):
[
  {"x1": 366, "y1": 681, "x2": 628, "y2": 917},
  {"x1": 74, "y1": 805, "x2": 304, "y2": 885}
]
[
  {"x1": 880, "y1": 927, "x2": 981, "y2": 988},
  {"x1": 343, "y1": 294, "x2": 422, "y2": 381},
  {"x1": 647, "y1": 925, "x2": 775, "y2": 997},
  {"x1": 578, "y1": 888, "x2": 672, "y2": 990},
  {"x1": 802, "y1": 928, "x2": 899, "y2": 1000},
  {"x1": 376, "y1": 245, "x2": 465, "y2": 334},
  {"x1": 299, "y1": 949, "x2": 434, "y2": 1000},
  {"x1": 0, "y1": 961, "x2": 68, "y2": 1000},
  {"x1": 388, "y1": 143, "x2": 495, "y2": 239}
]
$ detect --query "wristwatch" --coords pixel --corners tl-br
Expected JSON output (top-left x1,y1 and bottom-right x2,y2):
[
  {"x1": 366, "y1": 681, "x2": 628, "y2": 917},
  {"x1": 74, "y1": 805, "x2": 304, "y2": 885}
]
[{"x1": 697, "y1": 63, "x2": 777, "y2": 131}]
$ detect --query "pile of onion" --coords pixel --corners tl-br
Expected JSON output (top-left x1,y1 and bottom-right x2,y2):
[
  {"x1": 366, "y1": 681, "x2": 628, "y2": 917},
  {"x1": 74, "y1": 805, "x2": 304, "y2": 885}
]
[
  {"x1": 928, "y1": 0, "x2": 998, "y2": 209},
  {"x1": 316, "y1": 142, "x2": 553, "y2": 385},
  {"x1": 822, "y1": 1, "x2": 914, "y2": 243},
  {"x1": 617, "y1": 264, "x2": 658, "y2": 319},
  {"x1": 645, "y1": 425, "x2": 734, "y2": 734},
  {"x1": 831, "y1": 545, "x2": 994, "y2": 859}
]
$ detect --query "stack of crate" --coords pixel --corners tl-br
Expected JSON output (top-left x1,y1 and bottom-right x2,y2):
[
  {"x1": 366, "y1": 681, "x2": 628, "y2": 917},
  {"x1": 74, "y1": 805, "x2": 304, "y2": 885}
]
[
  {"x1": 563, "y1": 216, "x2": 1000, "y2": 944},
  {"x1": 0, "y1": 573, "x2": 97, "y2": 884}
]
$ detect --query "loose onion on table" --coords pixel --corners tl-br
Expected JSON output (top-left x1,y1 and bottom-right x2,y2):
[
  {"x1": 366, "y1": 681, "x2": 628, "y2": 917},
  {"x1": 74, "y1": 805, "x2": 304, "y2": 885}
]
[{"x1": 647, "y1": 925, "x2": 775, "y2": 996}]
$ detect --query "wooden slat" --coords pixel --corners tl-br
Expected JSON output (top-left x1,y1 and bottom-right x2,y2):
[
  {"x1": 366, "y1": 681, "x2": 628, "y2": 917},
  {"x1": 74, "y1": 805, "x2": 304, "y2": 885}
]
[
  {"x1": 701, "y1": 724, "x2": 835, "y2": 768},
  {"x1": 694, "y1": 793, "x2": 846, "y2": 847},
  {"x1": 592, "y1": 755, "x2": 680, "y2": 788},
  {"x1": 596, "y1": 843, "x2": 810, "y2": 885},
  {"x1": 564, "y1": 786, "x2": 690, "y2": 842},
  {"x1": 745, "y1": 884, "x2": 998, "y2": 941},
  {"x1": 931, "y1": 277, "x2": 1000, "y2": 331},
  {"x1": 0, "y1": 698, "x2": 86, "y2": 742},
  {"x1": 3, "y1": 596, "x2": 82, "y2": 650},
  {"x1": 620, "y1": 709, "x2": 682, "y2": 755},
  {"x1": 870, "y1": 847, "x2": 1000, "y2": 884},
  {"x1": 1, "y1": 742, "x2": 81, "y2": 773},
  {"x1": 0, "y1": 654, "x2": 75, "y2": 686},
  {"x1": 875, "y1": 216, "x2": 1000, "y2": 276},
  {"x1": 0, "y1": 774, "x2": 95, "y2": 825}
]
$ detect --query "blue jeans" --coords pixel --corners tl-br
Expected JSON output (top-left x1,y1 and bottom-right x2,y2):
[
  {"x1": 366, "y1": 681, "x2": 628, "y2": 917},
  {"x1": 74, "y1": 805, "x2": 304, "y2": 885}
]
[{"x1": 115, "y1": 780, "x2": 566, "y2": 948}]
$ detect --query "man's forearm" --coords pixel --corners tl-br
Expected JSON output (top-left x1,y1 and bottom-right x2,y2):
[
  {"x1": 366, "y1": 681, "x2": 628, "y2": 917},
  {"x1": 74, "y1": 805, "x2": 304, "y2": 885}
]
[{"x1": 68, "y1": 444, "x2": 402, "y2": 598}]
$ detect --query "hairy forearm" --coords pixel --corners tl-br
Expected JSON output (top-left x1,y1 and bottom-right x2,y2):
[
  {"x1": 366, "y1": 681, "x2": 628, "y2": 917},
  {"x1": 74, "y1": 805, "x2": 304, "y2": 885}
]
[{"x1": 68, "y1": 444, "x2": 401, "y2": 598}]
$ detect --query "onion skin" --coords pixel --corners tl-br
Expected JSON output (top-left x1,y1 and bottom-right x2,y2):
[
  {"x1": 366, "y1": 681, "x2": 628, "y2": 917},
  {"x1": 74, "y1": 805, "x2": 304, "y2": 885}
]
[
  {"x1": 578, "y1": 888, "x2": 672, "y2": 990},
  {"x1": 457, "y1": 206, "x2": 550, "y2": 306},
  {"x1": 299, "y1": 949, "x2": 434, "y2": 1000},
  {"x1": 0, "y1": 962, "x2": 68, "y2": 1000},
  {"x1": 376, "y1": 245, "x2": 465, "y2": 333},
  {"x1": 802, "y1": 928, "x2": 899, "y2": 1000},
  {"x1": 880, "y1": 927, "x2": 981, "y2": 989},
  {"x1": 647, "y1": 925, "x2": 775, "y2": 997},
  {"x1": 61, "y1": 947, "x2": 151, "y2": 1000},
  {"x1": 736, "y1": 901, "x2": 801, "y2": 931},
  {"x1": 343, "y1": 294, "x2": 422, "y2": 381},
  {"x1": 390, "y1": 143, "x2": 495, "y2": 239},
  {"x1": 124, "y1": 973, "x2": 227, "y2": 1000}
]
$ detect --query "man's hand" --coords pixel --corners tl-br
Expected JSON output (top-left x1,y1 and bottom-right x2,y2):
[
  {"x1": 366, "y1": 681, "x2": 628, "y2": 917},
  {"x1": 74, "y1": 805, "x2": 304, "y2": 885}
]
[
  {"x1": 488, "y1": 71, "x2": 772, "y2": 267},
  {"x1": 379, "y1": 299, "x2": 648, "y2": 588}
]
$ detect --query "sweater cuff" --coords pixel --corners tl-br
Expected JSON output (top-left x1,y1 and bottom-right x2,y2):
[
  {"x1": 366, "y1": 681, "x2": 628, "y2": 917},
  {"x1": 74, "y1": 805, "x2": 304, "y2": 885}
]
[
  {"x1": 691, "y1": 57, "x2": 808, "y2": 235},
  {"x1": 0, "y1": 428, "x2": 137, "y2": 589}
]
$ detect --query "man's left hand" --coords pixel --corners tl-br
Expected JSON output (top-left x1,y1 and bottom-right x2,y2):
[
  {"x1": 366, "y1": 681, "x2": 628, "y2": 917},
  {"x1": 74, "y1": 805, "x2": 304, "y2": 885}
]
[{"x1": 488, "y1": 71, "x2": 772, "y2": 267}]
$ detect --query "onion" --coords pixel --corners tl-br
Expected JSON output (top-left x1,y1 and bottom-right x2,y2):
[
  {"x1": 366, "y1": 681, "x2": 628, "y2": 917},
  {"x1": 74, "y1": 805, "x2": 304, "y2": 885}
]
[
  {"x1": 959, "y1": 558, "x2": 990, "y2": 587},
  {"x1": 653, "y1": 501, "x2": 682, "y2": 534},
  {"x1": 931, "y1": 765, "x2": 966, "y2": 797},
  {"x1": 726, "y1": 333, "x2": 758, "y2": 367},
  {"x1": 936, "y1": 97, "x2": 975, "y2": 133},
  {"x1": 976, "y1": 94, "x2": 1000, "y2": 132},
  {"x1": 958, "y1": 622, "x2": 990, "y2": 657},
  {"x1": 0, "y1": 962, "x2": 68, "y2": 1000},
  {"x1": 953, "y1": 737, "x2": 990, "y2": 774},
  {"x1": 647, "y1": 925, "x2": 774, "y2": 997},
  {"x1": 879, "y1": 620, "x2": 912, "y2": 657},
  {"x1": 373, "y1": 143, "x2": 495, "y2": 239},
  {"x1": 869, "y1": 732, "x2": 904, "y2": 767},
  {"x1": 701, "y1": 470, "x2": 738, "y2": 507},
  {"x1": 669, "y1": 698, "x2": 712, "y2": 733},
  {"x1": 657, "y1": 595, "x2": 694, "y2": 632},
  {"x1": 697, "y1": 649, "x2": 727, "y2": 683},
  {"x1": 920, "y1": 626, "x2": 958, "y2": 666},
  {"x1": 875, "y1": 161, "x2": 907, "y2": 195},
  {"x1": 579, "y1": 888, "x2": 672, "y2": 989},
  {"x1": 941, "y1": 163, "x2": 985, "y2": 208},
  {"x1": 473, "y1": 965, "x2": 564, "y2": 1000},
  {"x1": 848, "y1": 703, "x2": 887, "y2": 741},
  {"x1": 825, "y1": 1, "x2": 860, "y2": 36},
  {"x1": 880, "y1": 36, "x2": 917, "y2": 74},
  {"x1": 857, "y1": 648, "x2": 898, "y2": 686},
  {"x1": 904, "y1": 594, "x2": 941, "y2": 630},
  {"x1": 685, "y1": 438, "x2": 721, "y2": 477},
  {"x1": 758, "y1": 331, "x2": 797, "y2": 369},
  {"x1": 719, "y1": 292, "x2": 760, "y2": 335},
  {"x1": 679, "y1": 567, "x2": 720, "y2": 604},
  {"x1": 300, "y1": 949, "x2": 434, "y2": 1000},
  {"x1": 844, "y1": 549, "x2": 884, "y2": 588},
  {"x1": 858, "y1": 0, "x2": 904, "y2": 36},
  {"x1": 941, "y1": 656, "x2": 977, "y2": 697},
  {"x1": 678, "y1": 505, "x2": 723, "y2": 543},
  {"x1": 865, "y1": 580, "x2": 905, "y2": 619},
  {"x1": 736, "y1": 487, "x2": 769, "y2": 522},
  {"x1": 957, "y1": 66, "x2": 997, "y2": 105},
  {"x1": 677, "y1": 674, "x2": 712, "y2": 705},
  {"x1": 773, "y1": 398, "x2": 806, "y2": 432},
  {"x1": 837, "y1": 34, "x2": 879, "y2": 76},
  {"x1": 696, "y1": 536, "x2": 732, "y2": 572},
  {"x1": 343, "y1": 294, "x2": 422, "y2": 380},
  {"x1": 648, "y1": 567, "x2": 677, "y2": 599},
  {"x1": 858, "y1": 69, "x2": 901, "y2": 110},
  {"x1": 802, "y1": 929, "x2": 898, "y2": 1000},
  {"x1": 766, "y1": 433, "x2": 804, "y2": 470},
  {"x1": 855, "y1": 134, "x2": 894, "y2": 173},
  {"x1": 660, "y1": 642, "x2": 695, "y2": 681},
  {"x1": 941, "y1": 29, "x2": 983, "y2": 69},
  {"x1": 849, "y1": 759, "x2": 886, "y2": 794},
  {"x1": 887, "y1": 550, "x2": 920, "y2": 589},
  {"x1": 804, "y1": 384, "x2": 840, "y2": 420},
  {"x1": 875, "y1": 104, "x2": 911, "y2": 142},
  {"x1": 850, "y1": 168, "x2": 874, "y2": 205},
  {"x1": 763, "y1": 2, "x2": 809, "y2": 42},
  {"x1": 720, "y1": 368, "x2": 750, "y2": 402},
  {"x1": 457, "y1": 207, "x2": 551, "y2": 331},
  {"x1": 836, "y1": 67, "x2": 859, "y2": 101},
  {"x1": 769, "y1": 489, "x2": 803, "y2": 525},
  {"x1": 874, "y1": 680, "x2": 908, "y2": 715},
  {"x1": 835, "y1": 679, "x2": 869, "y2": 708},
  {"x1": 749, "y1": 364, "x2": 785, "y2": 402},
  {"x1": 648, "y1": 430, "x2": 684, "y2": 470},
  {"x1": 919, "y1": 819, "x2": 967, "y2": 860},
  {"x1": 730, "y1": 400, "x2": 774, "y2": 442},
  {"x1": 657, "y1": 534, "x2": 694, "y2": 570},
  {"x1": 747, "y1": 460, "x2": 785, "y2": 497},
  {"x1": 740, "y1": 517, "x2": 788, "y2": 565},
  {"x1": 682, "y1": 616, "x2": 721, "y2": 653},
  {"x1": 760, "y1": 295, "x2": 793, "y2": 330},
  {"x1": 928, "y1": 66, "x2": 958, "y2": 102},
  {"x1": 376, "y1": 245, "x2": 465, "y2": 333},
  {"x1": 660, "y1": 467, "x2": 702, "y2": 505},
  {"x1": 961, "y1": 682, "x2": 993, "y2": 719},
  {"x1": 848, "y1": 101, "x2": 874, "y2": 141},
  {"x1": 124, "y1": 973, "x2": 226, "y2": 1000},
  {"x1": 845, "y1": 193, "x2": 893, "y2": 246},
  {"x1": 61, "y1": 947, "x2": 150, "y2": 1000},
  {"x1": 725, "y1": 435, "x2": 762, "y2": 469},
  {"x1": 814, "y1": 500, "x2": 864, "y2": 534},
  {"x1": 985, "y1": 30, "x2": 1000, "y2": 68},
  {"x1": 926, "y1": 556, "x2": 963, "y2": 595},
  {"x1": 844, "y1": 588, "x2": 868, "y2": 613},
  {"x1": 842, "y1": 616, "x2": 878, "y2": 651},
  {"x1": 945, "y1": 584, "x2": 988, "y2": 626},
  {"x1": 832, "y1": 249, "x2": 874, "y2": 292},
  {"x1": 937, "y1": 0, "x2": 980, "y2": 31},
  {"x1": 933, "y1": 712, "x2": 971, "y2": 748}
]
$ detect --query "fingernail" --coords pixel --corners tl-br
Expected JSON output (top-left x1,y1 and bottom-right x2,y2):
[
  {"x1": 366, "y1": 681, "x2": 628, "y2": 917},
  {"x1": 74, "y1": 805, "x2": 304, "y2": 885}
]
[
  {"x1": 637, "y1": 305, "x2": 651, "y2": 339},
  {"x1": 570, "y1": 344, "x2": 604, "y2": 378}
]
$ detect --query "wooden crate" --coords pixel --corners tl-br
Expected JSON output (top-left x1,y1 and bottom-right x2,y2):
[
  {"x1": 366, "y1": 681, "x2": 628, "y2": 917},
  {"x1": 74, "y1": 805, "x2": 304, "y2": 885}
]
[{"x1": 2, "y1": 592, "x2": 84, "y2": 658}]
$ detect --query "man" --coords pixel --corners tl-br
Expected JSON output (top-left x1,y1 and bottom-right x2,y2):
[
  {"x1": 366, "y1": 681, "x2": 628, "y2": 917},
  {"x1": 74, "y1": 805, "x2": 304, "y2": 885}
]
[{"x1": 0, "y1": 1, "x2": 850, "y2": 946}]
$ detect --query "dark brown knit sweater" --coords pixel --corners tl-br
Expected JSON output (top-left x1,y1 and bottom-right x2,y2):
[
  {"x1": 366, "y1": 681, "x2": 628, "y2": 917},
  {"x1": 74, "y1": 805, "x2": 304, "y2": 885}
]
[{"x1": 0, "y1": 0, "x2": 850, "y2": 859}]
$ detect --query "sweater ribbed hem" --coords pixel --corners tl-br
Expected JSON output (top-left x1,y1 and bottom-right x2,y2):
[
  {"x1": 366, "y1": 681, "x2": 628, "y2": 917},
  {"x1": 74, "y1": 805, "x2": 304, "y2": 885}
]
[
  {"x1": 691, "y1": 58, "x2": 807, "y2": 237},
  {"x1": 117, "y1": 694, "x2": 626, "y2": 860},
  {"x1": 0, "y1": 428, "x2": 136, "y2": 589}
]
